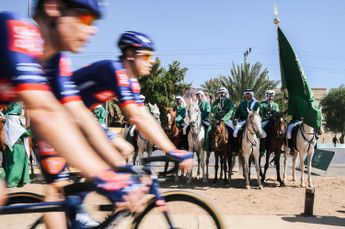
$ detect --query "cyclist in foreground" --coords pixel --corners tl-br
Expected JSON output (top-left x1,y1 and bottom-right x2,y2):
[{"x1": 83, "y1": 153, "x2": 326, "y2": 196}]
[
  {"x1": 72, "y1": 31, "x2": 194, "y2": 166},
  {"x1": 0, "y1": 0, "x2": 156, "y2": 228}
]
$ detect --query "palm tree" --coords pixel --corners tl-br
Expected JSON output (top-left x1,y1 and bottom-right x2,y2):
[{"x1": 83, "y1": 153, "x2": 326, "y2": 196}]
[
  {"x1": 200, "y1": 77, "x2": 223, "y2": 98},
  {"x1": 221, "y1": 62, "x2": 279, "y2": 105}
]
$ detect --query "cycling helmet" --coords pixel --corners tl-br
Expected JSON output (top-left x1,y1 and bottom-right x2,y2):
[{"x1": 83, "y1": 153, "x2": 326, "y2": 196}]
[
  {"x1": 118, "y1": 31, "x2": 155, "y2": 52},
  {"x1": 34, "y1": 0, "x2": 103, "y2": 18}
]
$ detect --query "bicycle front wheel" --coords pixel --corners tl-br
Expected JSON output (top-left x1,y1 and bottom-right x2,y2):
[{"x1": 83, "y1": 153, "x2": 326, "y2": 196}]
[
  {"x1": 1, "y1": 192, "x2": 45, "y2": 229},
  {"x1": 131, "y1": 190, "x2": 225, "y2": 229}
]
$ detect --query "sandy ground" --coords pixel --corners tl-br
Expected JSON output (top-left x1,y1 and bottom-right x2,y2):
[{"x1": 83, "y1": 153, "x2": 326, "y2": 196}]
[{"x1": 0, "y1": 166, "x2": 344, "y2": 228}]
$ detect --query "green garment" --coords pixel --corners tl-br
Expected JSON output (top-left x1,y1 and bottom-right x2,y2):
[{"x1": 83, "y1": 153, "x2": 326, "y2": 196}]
[
  {"x1": 198, "y1": 100, "x2": 211, "y2": 150},
  {"x1": 234, "y1": 99, "x2": 260, "y2": 121},
  {"x1": 211, "y1": 97, "x2": 234, "y2": 123},
  {"x1": 92, "y1": 105, "x2": 107, "y2": 126},
  {"x1": 3, "y1": 102, "x2": 22, "y2": 116},
  {"x1": 175, "y1": 105, "x2": 186, "y2": 127},
  {"x1": 1, "y1": 117, "x2": 30, "y2": 188},
  {"x1": 260, "y1": 100, "x2": 280, "y2": 121},
  {"x1": 277, "y1": 26, "x2": 322, "y2": 129}
]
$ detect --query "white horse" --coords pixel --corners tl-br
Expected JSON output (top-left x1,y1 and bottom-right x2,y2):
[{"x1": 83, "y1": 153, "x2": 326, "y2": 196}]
[
  {"x1": 283, "y1": 123, "x2": 317, "y2": 187},
  {"x1": 134, "y1": 103, "x2": 160, "y2": 165},
  {"x1": 187, "y1": 101, "x2": 206, "y2": 184},
  {"x1": 239, "y1": 109, "x2": 264, "y2": 189}
]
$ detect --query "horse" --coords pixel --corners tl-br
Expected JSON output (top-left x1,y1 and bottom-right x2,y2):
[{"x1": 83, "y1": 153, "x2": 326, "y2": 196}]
[
  {"x1": 283, "y1": 122, "x2": 317, "y2": 187},
  {"x1": 132, "y1": 103, "x2": 161, "y2": 165},
  {"x1": 239, "y1": 109, "x2": 264, "y2": 189},
  {"x1": 210, "y1": 120, "x2": 231, "y2": 184},
  {"x1": 260, "y1": 112, "x2": 287, "y2": 185},
  {"x1": 164, "y1": 107, "x2": 188, "y2": 150},
  {"x1": 186, "y1": 101, "x2": 206, "y2": 183}
]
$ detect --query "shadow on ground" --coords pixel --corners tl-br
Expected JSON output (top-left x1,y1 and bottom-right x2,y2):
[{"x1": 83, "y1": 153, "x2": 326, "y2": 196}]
[{"x1": 282, "y1": 215, "x2": 345, "y2": 227}]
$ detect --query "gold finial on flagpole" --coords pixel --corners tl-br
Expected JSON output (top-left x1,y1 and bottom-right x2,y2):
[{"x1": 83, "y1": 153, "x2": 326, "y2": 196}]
[{"x1": 273, "y1": 3, "x2": 280, "y2": 26}]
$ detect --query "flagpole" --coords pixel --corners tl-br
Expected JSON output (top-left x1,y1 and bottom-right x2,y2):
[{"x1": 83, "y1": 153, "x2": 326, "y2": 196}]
[{"x1": 273, "y1": 3, "x2": 280, "y2": 26}]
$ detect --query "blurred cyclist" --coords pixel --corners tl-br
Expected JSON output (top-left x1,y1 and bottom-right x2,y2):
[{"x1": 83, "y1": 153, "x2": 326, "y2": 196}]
[
  {"x1": 73, "y1": 31, "x2": 194, "y2": 169},
  {"x1": 0, "y1": 1, "x2": 150, "y2": 228}
]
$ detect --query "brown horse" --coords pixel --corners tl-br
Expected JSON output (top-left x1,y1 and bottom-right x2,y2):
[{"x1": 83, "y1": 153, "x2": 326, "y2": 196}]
[
  {"x1": 210, "y1": 121, "x2": 231, "y2": 183},
  {"x1": 164, "y1": 107, "x2": 188, "y2": 150},
  {"x1": 261, "y1": 112, "x2": 287, "y2": 185}
]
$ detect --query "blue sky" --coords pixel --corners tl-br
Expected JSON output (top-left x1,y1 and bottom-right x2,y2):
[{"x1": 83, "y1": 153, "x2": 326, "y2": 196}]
[{"x1": 1, "y1": 0, "x2": 344, "y2": 89}]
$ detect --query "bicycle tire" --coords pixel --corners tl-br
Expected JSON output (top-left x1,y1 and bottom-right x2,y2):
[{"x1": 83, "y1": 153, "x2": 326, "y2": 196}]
[
  {"x1": 2, "y1": 192, "x2": 45, "y2": 229},
  {"x1": 130, "y1": 190, "x2": 225, "y2": 229}
]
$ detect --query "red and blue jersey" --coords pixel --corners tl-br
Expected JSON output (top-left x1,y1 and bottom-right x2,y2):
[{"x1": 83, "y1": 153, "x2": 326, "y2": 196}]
[
  {"x1": 0, "y1": 11, "x2": 81, "y2": 105},
  {"x1": 72, "y1": 60, "x2": 144, "y2": 109},
  {"x1": 0, "y1": 12, "x2": 48, "y2": 103}
]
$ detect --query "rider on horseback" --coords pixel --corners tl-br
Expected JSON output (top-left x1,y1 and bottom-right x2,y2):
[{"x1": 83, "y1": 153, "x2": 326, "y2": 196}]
[
  {"x1": 195, "y1": 90, "x2": 211, "y2": 151},
  {"x1": 226, "y1": 89, "x2": 262, "y2": 154},
  {"x1": 211, "y1": 87, "x2": 234, "y2": 125},
  {"x1": 259, "y1": 90, "x2": 280, "y2": 154},
  {"x1": 175, "y1": 96, "x2": 188, "y2": 134},
  {"x1": 227, "y1": 89, "x2": 261, "y2": 137}
]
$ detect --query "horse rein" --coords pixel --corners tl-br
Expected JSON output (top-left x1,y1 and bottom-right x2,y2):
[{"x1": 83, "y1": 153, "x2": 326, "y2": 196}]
[{"x1": 299, "y1": 123, "x2": 316, "y2": 152}]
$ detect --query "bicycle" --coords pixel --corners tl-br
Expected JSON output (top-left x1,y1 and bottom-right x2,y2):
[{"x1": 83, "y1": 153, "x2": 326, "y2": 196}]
[{"x1": 0, "y1": 153, "x2": 225, "y2": 228}]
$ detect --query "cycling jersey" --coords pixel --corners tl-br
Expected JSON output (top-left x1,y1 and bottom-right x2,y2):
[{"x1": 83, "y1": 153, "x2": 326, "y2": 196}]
[
  {"x1": 0, "y1": 12, "x2": 48, "y2": 104},
  {"x1": 0, "y1": 12, "x2": 81, "y2": 105},
  {"x1": 73, "y1": 60, "x2": 144, "y2": 109}
]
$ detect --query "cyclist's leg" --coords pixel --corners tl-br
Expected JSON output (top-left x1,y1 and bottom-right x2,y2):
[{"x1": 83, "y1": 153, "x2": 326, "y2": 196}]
[{"x1": 35, "y1": 140, "x2": 70, "y2": 229}]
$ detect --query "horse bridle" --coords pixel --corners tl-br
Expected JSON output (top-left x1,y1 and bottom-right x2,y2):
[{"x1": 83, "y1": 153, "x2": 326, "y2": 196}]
[{"x1": 299, "y1": 123, "x2": 316, "y2": 152}]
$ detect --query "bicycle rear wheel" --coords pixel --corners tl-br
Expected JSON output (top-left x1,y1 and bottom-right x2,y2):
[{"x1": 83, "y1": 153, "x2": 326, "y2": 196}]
[
  {"x1": 1, "y1": 192, "x2": 45, "y2": 229},
  {"x1": 131, "y1": 191, "x2": 225, "y2": 229}
]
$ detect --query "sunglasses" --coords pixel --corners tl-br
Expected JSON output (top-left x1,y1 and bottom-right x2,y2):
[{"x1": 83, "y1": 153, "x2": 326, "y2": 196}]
[
  {"x1": 77, "y1": 13, "x2": 97, "y2": 26},
  {"x1": 136, "y1": 51, "x2": 154, "y2": 61}
]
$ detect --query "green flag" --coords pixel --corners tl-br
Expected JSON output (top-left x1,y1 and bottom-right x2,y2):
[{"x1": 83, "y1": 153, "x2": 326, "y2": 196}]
[{"x1": 277, "y1": 26, "x2": 322, "y2": 129}]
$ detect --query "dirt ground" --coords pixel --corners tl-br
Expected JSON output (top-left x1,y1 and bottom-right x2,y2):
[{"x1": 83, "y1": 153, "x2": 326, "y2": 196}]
[{"x1": 4, "y1": 174, "x2": 345, "y2": 217}]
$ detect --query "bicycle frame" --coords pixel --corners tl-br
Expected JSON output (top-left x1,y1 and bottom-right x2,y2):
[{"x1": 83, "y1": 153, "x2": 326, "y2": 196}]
[{"x1": 0, "y1": 155, "x2": 181, "y2": 229}]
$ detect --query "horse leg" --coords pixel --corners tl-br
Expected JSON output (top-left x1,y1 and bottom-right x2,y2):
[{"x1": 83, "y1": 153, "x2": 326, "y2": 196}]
[
  {"x1": 254, "y1": 151, "x2": 263, "y2": 189},
  {"x1": 228, "y1": 151, "x2": 232, "y2": 182},
  {"x1": 307, "y1": 151, "x2": 314, "y2": 188},
  {"x1": 299, "y1": 151, "x2": 305, "y2": 187},
  {"x1": 223, "y1": 153, "x2": 228, "y2": 184},
  {"x1": 243, "y1": 154, "x2": 251, "y2": 189},
  {"x1": 262, "y1": 149, "x2": 271, "y2": 183},
  {"x1": 214, "y1": 153, "x2": 219, "y2": 183},
  {"x1": 275, "y1": 151, "x2": 283, "y2": 186},
  {"x1": 220, "y1": 155, "x2": 224, "y2": 181},
  {"x1": 201, "y1": 150, "x2": 206, "y2": 184},
  {"x1": 206, "y1": 151, "x2": 210, "y2": 181},
  {"x1": 292, "y1": 151, "x2": 298, "y2": 182},
  {"x1": 283, "y1": 147, "x2": 288, "y2": 184},
  {"x1": 196, "y1": 153, "x2": 200, "y2": 179}
]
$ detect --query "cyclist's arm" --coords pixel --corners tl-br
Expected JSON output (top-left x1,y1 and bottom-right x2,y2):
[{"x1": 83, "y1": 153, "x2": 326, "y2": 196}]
[
  {"x1": 18, "y1": 90, "x2": 110, "y2": 178},
  {"x1": 122, "y1": 104, "x2": 175, "y2": 152},
  {"x1": 64, "y1": 101, "x2": 126, "y2": 167}
]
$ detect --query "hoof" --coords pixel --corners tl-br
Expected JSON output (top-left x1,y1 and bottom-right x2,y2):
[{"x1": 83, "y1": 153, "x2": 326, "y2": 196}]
[
  {"x1": 246, "y1": 185, "x2": 251, "y2": 190},
  {"x1": 279, "y1": 182, "x2": 286, "y2": 187},
  {"x1": 259, "y1": 185, "x2": 264, "y2": 190},
  {"x1": 300, "y1": 183, "x2": 306, "y2": 188}
]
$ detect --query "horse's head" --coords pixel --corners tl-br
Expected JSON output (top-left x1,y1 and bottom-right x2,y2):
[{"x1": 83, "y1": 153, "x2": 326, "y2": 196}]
[
  {"x1": 211, "y1": 120, "x2": 228, "y2": 149},
  {"x1": 272, "y1": 112, "x2": 287, "y2": 138},
  {"x1": 148, "y1": 103, "x2": 161, "y2": 123},
  {"x1": 164, "y1": 107, "x2": 176, "y2": 131},
  {"x1": 247, "y1": 108, "x2": 264, "y2": 138},
  {"x1": 188, "y1": 102, "x2": 201, "y2": 134}
]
